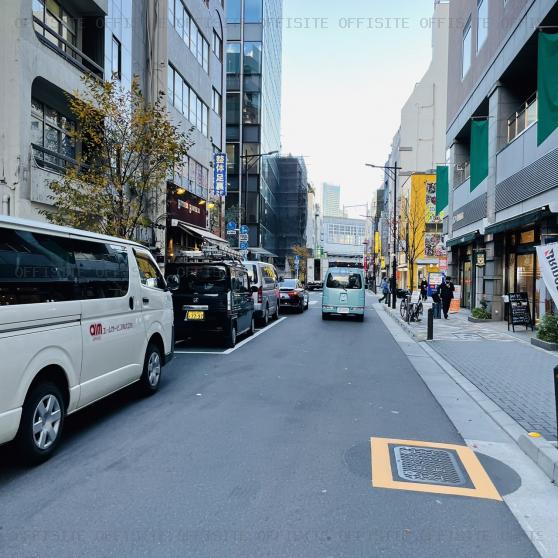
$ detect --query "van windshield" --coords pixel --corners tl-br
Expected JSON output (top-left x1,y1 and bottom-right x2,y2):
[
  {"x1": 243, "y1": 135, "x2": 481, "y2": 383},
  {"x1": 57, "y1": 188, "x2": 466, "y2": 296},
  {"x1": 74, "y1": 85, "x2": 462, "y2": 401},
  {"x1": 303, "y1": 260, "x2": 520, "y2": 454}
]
[
  {"x1": 174, "y1": 265, "x2": 228, "y2": 294},
  {"x1": 326, "y1": 272, "x2": 362, "y2": 290}
]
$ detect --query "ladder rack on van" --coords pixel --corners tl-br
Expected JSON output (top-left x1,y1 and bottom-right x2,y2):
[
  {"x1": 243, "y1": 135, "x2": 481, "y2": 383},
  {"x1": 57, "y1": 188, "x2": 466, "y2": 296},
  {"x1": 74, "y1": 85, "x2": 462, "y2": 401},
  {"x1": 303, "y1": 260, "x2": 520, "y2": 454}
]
[
  {"x1": 172, "y1": 243, "x2": 243, "y2": 264},
  {"x1": 328, "y1": 262, "x2": 364, "y2": 269}
]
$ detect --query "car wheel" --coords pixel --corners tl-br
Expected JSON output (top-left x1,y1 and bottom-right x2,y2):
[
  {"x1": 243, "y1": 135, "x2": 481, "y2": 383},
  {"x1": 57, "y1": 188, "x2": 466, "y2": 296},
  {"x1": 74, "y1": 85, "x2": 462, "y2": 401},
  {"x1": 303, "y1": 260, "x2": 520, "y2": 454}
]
[
  {"x1": 297, "y1": 301, "x2": 304, "y2": 314},
  {"x1": 322, "y1": 312, "x2": 329, "y2": 321},
  {"x1": 272, "y1": 303, "x2": 280, "y2": 321},
  {"x1": 356, "y1": 314, "x2": 365, "y2": 323},
  {"x1": 138, "y1": 342, "x2": 162, "y2": 396},
  {"x1": 16, "y1": 381, "x2": 65, "y2": 465},
  {"x1": 249, "y1": 316, "x2": 256, "y2": 336},
  {"x1": 262, "y1": 306, "x2": 269, "y2": 326},
  {"x1": 305, "y1": 297, "x2": 309, "y2": 310},
  {"x1": 225, "y1": 323, "x2": 237, "y2": 348}
]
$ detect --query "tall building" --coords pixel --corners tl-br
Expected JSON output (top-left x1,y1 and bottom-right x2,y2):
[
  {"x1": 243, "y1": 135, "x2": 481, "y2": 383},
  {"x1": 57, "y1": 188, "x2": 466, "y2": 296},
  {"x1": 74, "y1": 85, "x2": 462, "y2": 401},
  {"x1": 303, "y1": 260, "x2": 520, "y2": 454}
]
[
  {"x1": 225, "y1": 0, "x2": 283, "y2": 255},
  {"x1": 322, "y1": 183, "x2": 342, "y2": 217},
  {"x1": 0, "y1": 0, "x2": 227, "y2": 259},
  {"x1": 275, "y1": 155, "x2": 308, "y2": 271},
  {"x1": 443, "y1": 0, "x2": 558, "y2": 321}
]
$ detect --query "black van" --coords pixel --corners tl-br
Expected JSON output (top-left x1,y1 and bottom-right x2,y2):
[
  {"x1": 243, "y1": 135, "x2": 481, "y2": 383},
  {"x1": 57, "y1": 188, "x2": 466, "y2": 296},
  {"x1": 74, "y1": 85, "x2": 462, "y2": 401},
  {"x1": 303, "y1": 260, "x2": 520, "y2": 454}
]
[{"x1": 166, "y1": 260, "x2": 255, "y2": 348}]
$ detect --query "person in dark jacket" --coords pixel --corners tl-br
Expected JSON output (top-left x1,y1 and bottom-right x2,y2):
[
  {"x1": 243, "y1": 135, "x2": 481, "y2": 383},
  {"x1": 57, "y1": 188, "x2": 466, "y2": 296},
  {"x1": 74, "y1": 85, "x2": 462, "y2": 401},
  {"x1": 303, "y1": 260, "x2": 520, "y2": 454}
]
[
  {"x1": 419, "y1": 277, "x2": 429, "y2": 301},
  {"x1": 437, "y1": 276, "x2": 455, "y2": 319},
  {"x1": 378, "y1": 277, "x2": 390, "y2": 303}
]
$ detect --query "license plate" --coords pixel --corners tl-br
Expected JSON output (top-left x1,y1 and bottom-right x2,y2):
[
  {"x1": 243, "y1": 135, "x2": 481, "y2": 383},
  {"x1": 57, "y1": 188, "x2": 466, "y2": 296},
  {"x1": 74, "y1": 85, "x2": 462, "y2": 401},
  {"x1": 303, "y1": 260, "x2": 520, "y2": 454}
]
[
  {"x1": 338, "y1": 308, "x2": 349, "y2": 314},
  {"x1": 186, "y1": 311, "x2": 205, "y2": 321}
]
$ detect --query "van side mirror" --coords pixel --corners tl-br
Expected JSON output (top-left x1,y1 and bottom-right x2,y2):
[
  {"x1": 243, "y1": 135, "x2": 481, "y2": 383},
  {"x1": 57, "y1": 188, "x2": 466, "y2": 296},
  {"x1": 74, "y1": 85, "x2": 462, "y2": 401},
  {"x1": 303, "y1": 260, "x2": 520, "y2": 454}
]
[
  {"x1": 250, "y1": 285, "x2": 258, "y2": 293},
  {"x1": 166, "y1": 275, "x2": 180, "y2": 292}
]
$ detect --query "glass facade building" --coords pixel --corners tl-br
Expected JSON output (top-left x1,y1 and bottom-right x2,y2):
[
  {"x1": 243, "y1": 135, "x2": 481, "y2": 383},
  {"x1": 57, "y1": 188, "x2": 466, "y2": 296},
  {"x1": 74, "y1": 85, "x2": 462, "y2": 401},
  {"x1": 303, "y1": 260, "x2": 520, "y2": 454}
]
[{"x1": 225, "y1": 0, "x2": 283, "y2": 252}]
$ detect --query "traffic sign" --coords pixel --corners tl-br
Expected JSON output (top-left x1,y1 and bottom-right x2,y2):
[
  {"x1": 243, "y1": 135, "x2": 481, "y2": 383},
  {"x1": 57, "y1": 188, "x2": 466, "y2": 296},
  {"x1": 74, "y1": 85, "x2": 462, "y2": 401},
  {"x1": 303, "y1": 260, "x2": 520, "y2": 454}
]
[
  {"x1": 227, "y1": 221, "x2": 237, "y2": 231},
  {"x1": 240, "y1": 225, "x2": 249, "y2": 234},
  {"x1": 240, "y1": 250, "x2": 249, "y2": 258},
  {"x1": 226, "y1": 229, "x2": 236, "y2": 236},
  {"x1": 240, "y1": 242, "x2": 249, "y2": 250},
  {"x1": 239, "y1": 233, "x2": 249, "y2": 242}
]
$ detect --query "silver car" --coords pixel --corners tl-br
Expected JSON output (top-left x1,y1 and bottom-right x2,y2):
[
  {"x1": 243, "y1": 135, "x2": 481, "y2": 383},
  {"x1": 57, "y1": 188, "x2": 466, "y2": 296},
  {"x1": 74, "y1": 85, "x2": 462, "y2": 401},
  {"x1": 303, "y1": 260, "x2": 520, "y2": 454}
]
[{"x1": 243, "y1": 261, "x2": 280, "y2": 326}]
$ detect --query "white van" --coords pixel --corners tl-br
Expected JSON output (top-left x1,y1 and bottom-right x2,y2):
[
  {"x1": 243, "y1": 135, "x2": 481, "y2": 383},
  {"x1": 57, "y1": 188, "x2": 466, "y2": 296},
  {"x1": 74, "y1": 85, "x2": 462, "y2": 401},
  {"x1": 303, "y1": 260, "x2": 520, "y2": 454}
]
[
  {"x1": 243, "y1": 261, "x2": 280, "y2": 326},
  {"x1": 0, "y1": 216, "x2": 174, "y2": 463}
]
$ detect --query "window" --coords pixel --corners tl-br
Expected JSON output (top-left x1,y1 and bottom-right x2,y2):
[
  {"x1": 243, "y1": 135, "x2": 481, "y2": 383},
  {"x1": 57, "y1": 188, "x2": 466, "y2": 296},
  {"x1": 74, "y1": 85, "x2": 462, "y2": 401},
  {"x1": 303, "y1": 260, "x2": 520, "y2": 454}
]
[
  {"x1": 73, "y1": 240, "x2": 129, "y2": 299},
  {"x1": 227, "y1": 0, "x2": 241, "y2": 23},
  {"x1": 134, "y1": 251, "x2": 166, "y2": 290},
  {"x1": 174, "y1": 265, "x2": 228, "y2": 294},
  {"x1": 477, "y1": 0, "x2": 488, "y2": 52},
  {"x1": 202, "y1": 103, "x2": 208, "y2": 137},
  {"x1": 244, "y1": 0, "x2": 263, "y2": 23},
  {"x1": 243, "y1": 92, "x2": 261, "y2": 124},
  {"x1": 226, "y1": 93, "x2": 241, "y2": 125},
  {"x1": 326, "y1": 272, "x2": 362, "y2": 290},
  {"x1": 213, "y1": 31, "x2": 223, "y2": 61},
  {"x1": 203, "y1": 39, "x2": 209, "y2": 73},
  {"x1": 212, "y1": 89, "x2": 222, "y2": 116},
  {"x1": 111, "y1": 35, "x2": 121, "y2": 80},
  {"x1": 462, "y1": 18, "x2": 472, "y2": 78},
  {"x1": 33, "y1": 0, "x2": 77, "y2": 55},
  {"x1": 226, "y1": 43, "x2": 241, "y2": 74},
  {"x1": 243, "y1": 42, "x2": 262, "y2": 74},
  {"x1": 168, "y1": 0, "x2": 174, "y2": 25},
  {"x1": 31, "y1": 98, "x2": 76, "y2": 169}
]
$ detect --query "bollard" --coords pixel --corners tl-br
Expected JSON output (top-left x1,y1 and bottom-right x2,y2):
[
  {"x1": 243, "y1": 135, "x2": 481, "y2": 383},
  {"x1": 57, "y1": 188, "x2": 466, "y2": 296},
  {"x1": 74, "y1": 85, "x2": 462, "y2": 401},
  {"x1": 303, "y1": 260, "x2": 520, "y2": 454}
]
[
  {"x1": 554, "y1": 366, "x2": 558, "y2": 442},
  {"x1": 427, "y1": 308, "x2": 434, "y2": 340}
]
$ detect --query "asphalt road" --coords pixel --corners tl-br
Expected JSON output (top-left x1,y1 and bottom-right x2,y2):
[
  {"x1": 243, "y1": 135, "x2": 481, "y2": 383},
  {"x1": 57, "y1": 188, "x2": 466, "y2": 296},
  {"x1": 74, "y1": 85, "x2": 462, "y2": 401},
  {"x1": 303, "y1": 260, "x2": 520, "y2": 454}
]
[{"x1": 0, "y1": 293, "x2": 539, "y2": 558}]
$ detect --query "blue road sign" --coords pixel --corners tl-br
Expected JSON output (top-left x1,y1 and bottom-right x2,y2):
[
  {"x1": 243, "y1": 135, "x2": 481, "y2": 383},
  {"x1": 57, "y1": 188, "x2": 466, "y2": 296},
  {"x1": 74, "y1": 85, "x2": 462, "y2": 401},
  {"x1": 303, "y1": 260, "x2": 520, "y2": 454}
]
[
  {"x1": 227, "y1": 221, "x2": 237, "y2": 231},
  {"x1": 240, "y1": 242, "x2": 249, "y2": 250},
  {"x1": 240, "y1": 225, "x2": 249, "y2": 234}
]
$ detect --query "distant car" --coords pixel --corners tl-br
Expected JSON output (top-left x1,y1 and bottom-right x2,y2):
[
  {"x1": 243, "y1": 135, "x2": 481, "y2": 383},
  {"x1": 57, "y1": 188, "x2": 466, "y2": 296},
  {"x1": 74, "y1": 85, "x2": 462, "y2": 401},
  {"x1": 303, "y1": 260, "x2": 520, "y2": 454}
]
[
  {"x1": 279, "y1": 279, "x2": 309, "y2": 313},
  {"x1": 307, "y1": 280, "x2": 323, "y2": 291},
  {"x1": 243, "y1": 261, "x2": 280, "y2": 326}
]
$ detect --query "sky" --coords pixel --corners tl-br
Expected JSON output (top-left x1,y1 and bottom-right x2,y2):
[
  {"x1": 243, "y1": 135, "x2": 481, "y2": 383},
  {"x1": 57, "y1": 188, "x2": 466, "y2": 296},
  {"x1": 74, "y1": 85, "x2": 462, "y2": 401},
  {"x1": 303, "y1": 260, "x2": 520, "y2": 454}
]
[{"x1": 280, "y1": 0, "x2": 439, "y2": 217}]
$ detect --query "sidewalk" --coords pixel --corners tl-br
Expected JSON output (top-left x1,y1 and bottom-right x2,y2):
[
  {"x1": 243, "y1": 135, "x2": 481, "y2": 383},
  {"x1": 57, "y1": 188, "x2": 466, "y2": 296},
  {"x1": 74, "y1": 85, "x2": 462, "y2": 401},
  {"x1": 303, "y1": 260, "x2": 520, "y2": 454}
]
[{"x1": 375, "y1": 295, "x2": 558, "y2": 442}]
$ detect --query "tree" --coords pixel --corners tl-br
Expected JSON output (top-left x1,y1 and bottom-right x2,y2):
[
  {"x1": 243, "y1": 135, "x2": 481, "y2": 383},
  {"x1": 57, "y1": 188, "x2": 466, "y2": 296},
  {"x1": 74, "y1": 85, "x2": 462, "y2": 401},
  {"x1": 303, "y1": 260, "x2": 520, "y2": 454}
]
[
  {"x1": 288, "y1": 245, "x2": 311, "y2": 283},
  {"x1": 399, "y1": 193, "x2": 426, "y2": 292},
  {"x1": 42, "y1": 75, "x2": 193, "y2": 239}
]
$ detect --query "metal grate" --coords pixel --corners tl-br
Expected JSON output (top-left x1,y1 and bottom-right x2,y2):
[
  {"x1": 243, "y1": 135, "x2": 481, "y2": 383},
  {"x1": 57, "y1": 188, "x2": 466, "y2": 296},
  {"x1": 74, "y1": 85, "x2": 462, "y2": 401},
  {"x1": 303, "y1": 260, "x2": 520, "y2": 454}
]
[{"x1": 393, "y1": 446, "x2": 467, "y2": 487}]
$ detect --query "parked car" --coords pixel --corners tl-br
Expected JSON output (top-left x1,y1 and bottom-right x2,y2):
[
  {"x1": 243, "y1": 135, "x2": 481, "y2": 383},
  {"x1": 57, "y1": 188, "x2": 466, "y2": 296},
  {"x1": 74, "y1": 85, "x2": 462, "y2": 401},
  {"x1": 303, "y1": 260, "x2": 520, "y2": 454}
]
[
  {"x1": 166, "y1": 259, "x2": 255, "y2": 348},
  {"x1": 307, "y1": 280, "x2": 323, "y2": 291},
  {"x1": 243, "y1": 261, "x2": 280, "y2": 326},
  {"x1": 279, "y1": 279, "x2": 309, "y2": 313},
  {"x1": 0, "y1": 216, "x2": 174, "y2": 464},
  {"x1": 322, "y1": 263, "x2": 366, "y2": 321}
]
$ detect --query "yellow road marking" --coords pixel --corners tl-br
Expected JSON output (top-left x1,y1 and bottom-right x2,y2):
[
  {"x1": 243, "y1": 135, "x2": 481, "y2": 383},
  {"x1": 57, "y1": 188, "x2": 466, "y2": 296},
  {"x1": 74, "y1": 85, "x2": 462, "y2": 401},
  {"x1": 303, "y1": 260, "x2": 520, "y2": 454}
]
[{"x1": 370, "y1": 437, "x2": 502, "y2": 501}]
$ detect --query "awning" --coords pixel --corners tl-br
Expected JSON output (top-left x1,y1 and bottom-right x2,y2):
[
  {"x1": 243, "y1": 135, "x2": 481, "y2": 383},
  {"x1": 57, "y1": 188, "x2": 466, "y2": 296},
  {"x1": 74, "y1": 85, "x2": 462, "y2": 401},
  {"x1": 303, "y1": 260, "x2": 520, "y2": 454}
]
[
  {"x1": 248, "y1": 247, "x2": 278, "y2": 258},
  {"x1": 173, "y1": 220, "x2": 228, "y2": 246},
  {"x1": 484, "y1": 208, "x2": 549, "y2": 236},
  {"x1": 446, "y1": 231, "x2": 479, "y2": 248}
]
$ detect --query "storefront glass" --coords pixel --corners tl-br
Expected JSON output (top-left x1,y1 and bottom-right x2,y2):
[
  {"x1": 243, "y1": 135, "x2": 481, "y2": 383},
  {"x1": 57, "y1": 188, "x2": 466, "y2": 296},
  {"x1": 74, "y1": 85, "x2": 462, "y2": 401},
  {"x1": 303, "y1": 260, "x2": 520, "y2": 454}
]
[{"x1": 516, "y1": 254, "x2": 536, "y2": 320}]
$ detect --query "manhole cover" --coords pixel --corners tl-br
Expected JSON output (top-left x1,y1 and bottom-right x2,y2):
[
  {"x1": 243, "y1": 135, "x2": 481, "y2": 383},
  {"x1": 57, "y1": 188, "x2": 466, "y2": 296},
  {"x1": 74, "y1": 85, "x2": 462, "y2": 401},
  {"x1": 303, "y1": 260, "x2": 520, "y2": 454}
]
[{"x1": 393, "y1": 445, "x2": 466, "y2": 487}]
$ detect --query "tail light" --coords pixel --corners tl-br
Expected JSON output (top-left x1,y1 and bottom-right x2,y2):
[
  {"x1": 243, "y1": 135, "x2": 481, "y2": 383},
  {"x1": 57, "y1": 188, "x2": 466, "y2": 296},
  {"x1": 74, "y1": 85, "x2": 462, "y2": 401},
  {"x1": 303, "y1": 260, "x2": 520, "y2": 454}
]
[
  {"x1": 227, "y1": 291, "x2": 232, "y2": 312},
  {"x1": 258, "y1": 286, "x2": 263, "y2": 304},
  {"x1": 288, "y1": 291, "x2": 298, "y2": 298}
]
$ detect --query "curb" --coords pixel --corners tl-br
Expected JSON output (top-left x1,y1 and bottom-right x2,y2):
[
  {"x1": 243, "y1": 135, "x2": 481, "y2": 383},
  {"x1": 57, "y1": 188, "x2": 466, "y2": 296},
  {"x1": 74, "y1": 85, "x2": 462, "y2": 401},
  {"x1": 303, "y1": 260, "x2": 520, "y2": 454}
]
[
  {"x1": 380, "y1": 304, "x2": 427, "y2": 341},
  {"x1": 381, "y1": 302, "x2": 558, "y2": 485}
]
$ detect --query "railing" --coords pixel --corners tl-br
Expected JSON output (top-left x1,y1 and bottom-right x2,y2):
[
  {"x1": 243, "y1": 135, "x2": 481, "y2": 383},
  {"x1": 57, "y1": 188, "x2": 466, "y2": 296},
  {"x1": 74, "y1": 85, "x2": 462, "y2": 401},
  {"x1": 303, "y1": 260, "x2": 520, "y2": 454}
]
[
  {"x1": 33, "y1": 16, "x2": 104, "y2": 78},
  {"x1": 455, "y1": 161, "x2": 471, "y2": 186},
  {"x1": 508, "y1": 93, "x2": 538, "y2": 144},
  {"x1": 32, "y1": 143, "x2": 78, "y2": 175}
]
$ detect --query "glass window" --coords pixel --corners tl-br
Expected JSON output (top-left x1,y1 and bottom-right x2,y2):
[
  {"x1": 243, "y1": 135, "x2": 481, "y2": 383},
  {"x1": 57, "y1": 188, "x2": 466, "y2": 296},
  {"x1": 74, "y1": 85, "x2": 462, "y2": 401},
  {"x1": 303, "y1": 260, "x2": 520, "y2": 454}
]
[
  {"x1": 111, "y1": 35, "x2": 121, "y2": 80},
  {"x1": 168, "y1": 0, "x2": 174, "y2": 25},
  {"x1": 212, "y1": 89, "x2": 222, "y2": 116},
  {"x1": 189, "y1": 89, "x2": 197, "y2": 125},
  {"x1": 183, "y1": 10, "x2": 190, "y2": 45},
  {"x1": 203, "y1": 39, "x2": 209, "y2": 73},
  {"x1": 226, "y1": 0, "x2": 241, "y2": 23},
  {"x1": 0, "y1": 229, "x2": 76, "y2": 305},
  {"x1": 167, "y1": 66, "x2": 174, "y2": 103},
  {"x1": 134, "y1": 251, "x2": 166, "y2": 290},
  {"x1": 202, "y1": 103, "x2": 208, "y2": 136},
  {"x1": 213, "y1": 31, "x2": 222, "y2": 61},
  {"x1": 196, "y1": 97, "x2": 202, "y2": 131},
  {"x1": 183, "y1": 84, "x2": 190, "y2": 116},
  {"x1": 462, "y1": 18, "x2": 472, "y2": 78},
  {"x1": 477, "y1": 0, "x2": 488, "y2": 52},
  {"x1": 243, "y1": 42, "x2": 262, "y2": 74},
  {"x1": 243, "y1": 92, "x2": 261, "y2": 124},
  {"x1": 73, "y1": 240, "x2": 129, "y2": 299},
  {"x1": 520, "y1": 230, "x2": 535, "y2": 245},
  {"x1": 226, "y1": 93, "x2": 240, "y2": 125},
  {"x1": 226, "y1": 43, "x2": 241, "y2": 74},
  {"x1": 175, "y1": 76, "x2": 183, "y2": 114},
  {"x1": 226, "y1": 143, "x2": 239, "y2": 174},
  {"x1": 244, "y1": 0, "x2": 263, "y2": 23},
  {"x1": 175, "y1": 5, "x2": 184, "y2": 37},
  {"x1": 326, "y1": 272, "x2": 362, "y2": 290},
  {"x1": 172, "y1": 265, "x2": 228, "y2": 294}
]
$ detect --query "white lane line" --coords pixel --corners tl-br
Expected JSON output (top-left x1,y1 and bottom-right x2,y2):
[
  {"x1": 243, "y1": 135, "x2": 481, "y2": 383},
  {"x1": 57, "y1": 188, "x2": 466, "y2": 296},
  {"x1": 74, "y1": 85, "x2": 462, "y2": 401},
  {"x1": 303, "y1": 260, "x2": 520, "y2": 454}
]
[
  {"x1": 309, "y1": 300, "x2": 318, "y2": 305},
  {"x1": 174, "y1": 316, "x2": 288, "y2": 355}
]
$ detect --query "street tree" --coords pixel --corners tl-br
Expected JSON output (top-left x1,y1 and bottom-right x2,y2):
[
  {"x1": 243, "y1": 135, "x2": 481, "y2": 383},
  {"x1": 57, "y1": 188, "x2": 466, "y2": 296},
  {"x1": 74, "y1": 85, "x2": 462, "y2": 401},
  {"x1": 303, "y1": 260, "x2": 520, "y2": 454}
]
[
  {"x1": 399, "y1": 194, "x2": 426, "y2": 292},
  {"x1": 42, "y1": 74, "x2": 193, "y2": 239},
  {"x1": 288, "y1": 245, "x2": 311, "y2": 282}
]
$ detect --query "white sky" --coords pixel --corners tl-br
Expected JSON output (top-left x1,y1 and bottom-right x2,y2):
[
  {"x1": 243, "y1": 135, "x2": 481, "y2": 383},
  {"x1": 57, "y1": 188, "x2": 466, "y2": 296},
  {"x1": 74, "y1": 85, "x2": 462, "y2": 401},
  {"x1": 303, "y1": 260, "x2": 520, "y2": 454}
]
[{"x1": 280, "y1": 0, "x2": 438, "y2": 216}]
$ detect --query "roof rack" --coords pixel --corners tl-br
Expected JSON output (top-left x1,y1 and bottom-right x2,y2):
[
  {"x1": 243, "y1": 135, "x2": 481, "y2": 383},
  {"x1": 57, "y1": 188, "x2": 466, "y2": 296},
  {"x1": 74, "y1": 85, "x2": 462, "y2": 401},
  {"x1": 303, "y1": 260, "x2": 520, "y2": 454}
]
[
  {"x1": 328, "y1": 261, "x2": 364, "y2": 269},
  {"x1": 172, "y1": 242, "x2": 243, "y2": 264}
]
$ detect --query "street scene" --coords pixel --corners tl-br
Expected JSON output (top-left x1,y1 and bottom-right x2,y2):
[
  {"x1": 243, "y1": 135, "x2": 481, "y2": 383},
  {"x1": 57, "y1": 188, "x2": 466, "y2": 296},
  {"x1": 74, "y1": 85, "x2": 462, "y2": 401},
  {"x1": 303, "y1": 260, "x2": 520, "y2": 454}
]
[{"x1": 2, "y1": 0, "x2": 558, "y2": 557}]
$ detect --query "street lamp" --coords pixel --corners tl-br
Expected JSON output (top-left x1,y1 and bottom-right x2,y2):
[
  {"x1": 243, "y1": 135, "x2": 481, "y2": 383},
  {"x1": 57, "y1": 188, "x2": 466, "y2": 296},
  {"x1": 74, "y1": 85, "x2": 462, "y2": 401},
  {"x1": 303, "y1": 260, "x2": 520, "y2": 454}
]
[
  {"x1": 365, "y1": 162, "x2": 402, "y2": 309},
  {"x1": 238, "y1": 150, "x2": 279, "y2": 249}
]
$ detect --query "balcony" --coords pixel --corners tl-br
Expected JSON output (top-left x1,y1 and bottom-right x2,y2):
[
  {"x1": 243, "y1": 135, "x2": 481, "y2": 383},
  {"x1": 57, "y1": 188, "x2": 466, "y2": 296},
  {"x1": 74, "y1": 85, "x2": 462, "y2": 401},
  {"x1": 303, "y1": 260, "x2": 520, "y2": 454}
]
[{"x1": 507, "y1": 93, "x2": 537, "y2": 144}]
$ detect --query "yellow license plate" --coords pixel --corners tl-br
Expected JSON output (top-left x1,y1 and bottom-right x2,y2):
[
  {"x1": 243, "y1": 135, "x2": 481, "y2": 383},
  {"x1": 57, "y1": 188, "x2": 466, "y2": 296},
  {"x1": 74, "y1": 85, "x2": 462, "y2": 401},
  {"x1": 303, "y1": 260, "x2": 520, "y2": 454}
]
[{"x1": 186, "y1": 311, "x2": 205, "y2": 321}]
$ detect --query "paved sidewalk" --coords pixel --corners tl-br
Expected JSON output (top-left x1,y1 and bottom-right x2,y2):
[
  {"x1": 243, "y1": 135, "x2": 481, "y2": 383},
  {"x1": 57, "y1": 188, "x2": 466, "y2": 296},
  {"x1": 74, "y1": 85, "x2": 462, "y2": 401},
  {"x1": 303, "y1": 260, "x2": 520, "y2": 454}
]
[{"x1": 375, "y1": 295, "x2": 558, "y2": 441}]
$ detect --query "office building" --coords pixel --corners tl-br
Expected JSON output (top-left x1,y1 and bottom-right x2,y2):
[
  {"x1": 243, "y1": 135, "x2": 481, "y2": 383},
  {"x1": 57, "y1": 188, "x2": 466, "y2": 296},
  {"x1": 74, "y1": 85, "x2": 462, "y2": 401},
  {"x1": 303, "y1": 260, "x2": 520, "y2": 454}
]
[
  {"x1": 322, "y1": 183, "x2": 342, "y2": 217},
  {"x1": 225, "y1": 0, "x2": 283, "y2": 255}
]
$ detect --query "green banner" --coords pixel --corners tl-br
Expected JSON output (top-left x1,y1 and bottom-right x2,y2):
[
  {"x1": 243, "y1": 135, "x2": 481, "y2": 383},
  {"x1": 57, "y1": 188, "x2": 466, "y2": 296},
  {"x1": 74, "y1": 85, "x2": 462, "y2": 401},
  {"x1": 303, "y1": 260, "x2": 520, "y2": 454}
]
[
  {"x1": 538, "y1": 32, "x2": 558, "y2": 145},
  {"x1": 470, "y1": 119, "x2": 488, "y2": 191},
  {"x1": 436, "y1": 165, "x2": 449, "y2": 216}
]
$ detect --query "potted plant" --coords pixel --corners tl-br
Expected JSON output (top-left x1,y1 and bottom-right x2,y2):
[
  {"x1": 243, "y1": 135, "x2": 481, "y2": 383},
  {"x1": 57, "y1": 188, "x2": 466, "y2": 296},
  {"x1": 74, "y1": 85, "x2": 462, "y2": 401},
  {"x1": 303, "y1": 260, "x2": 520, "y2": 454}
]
[
  {"x1": 469, "y1": 299, "x2": 492, "y2": 322},
  {"x1": 532, "y1": 314, "x2": 558, "y2": 351}
]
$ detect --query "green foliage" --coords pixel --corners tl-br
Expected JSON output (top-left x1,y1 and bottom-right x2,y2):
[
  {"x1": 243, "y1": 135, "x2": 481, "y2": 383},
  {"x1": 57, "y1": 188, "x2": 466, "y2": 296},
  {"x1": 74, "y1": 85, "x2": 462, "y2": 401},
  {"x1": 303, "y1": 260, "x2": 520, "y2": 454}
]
[
  {"x1": 42, "y1": 74, "x2": 193, "y2": 239},
  {"x1": 472, "y1": 298, "x2": 492, "y2": 320},
  {"x1": 537, "y1": 313, "x2": 558, "y2": 343}
]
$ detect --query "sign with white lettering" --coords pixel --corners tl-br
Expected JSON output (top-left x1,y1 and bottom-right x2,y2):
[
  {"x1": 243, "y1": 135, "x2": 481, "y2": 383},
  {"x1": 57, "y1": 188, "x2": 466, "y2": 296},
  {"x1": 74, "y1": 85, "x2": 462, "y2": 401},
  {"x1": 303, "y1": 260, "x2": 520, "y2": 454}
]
[
  {"x1": 537, "y1": 243, "x2": 558, "y2": 309},
  {"x1": 213, "y1": 153, "x2": 227, "y2": 196}
]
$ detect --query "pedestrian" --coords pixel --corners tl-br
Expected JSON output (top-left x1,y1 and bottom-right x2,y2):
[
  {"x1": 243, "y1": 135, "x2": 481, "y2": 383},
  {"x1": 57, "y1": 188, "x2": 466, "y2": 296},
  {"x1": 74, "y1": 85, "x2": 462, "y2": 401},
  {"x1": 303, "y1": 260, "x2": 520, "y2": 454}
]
[
  {"x1": 437, "y1": 276, "x2": 455, "y2": 319},
  {"x1": 378, "y1": 276, "x2": 390, "y2": 303},
  {"x1": 419, "y1": 276, "x2": 429, "y2": 301}
]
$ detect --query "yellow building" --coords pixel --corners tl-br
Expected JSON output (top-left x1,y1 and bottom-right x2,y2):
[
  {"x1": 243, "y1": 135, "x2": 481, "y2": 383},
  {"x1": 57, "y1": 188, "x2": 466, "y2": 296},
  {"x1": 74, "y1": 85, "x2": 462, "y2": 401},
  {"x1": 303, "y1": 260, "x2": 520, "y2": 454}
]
[{"x1": 398, "y1": 174, "x2": 444, "y2": 291}]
